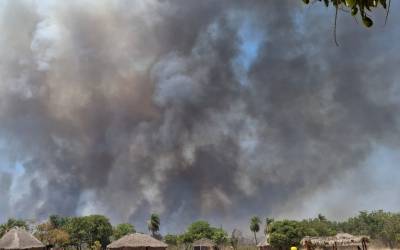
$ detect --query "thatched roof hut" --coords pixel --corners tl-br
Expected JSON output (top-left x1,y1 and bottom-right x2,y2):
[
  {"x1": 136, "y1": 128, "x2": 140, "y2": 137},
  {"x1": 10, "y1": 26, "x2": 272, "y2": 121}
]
[
  {"x1": 0, "y1": 228, "x2": 45, "y2": 250},
  {"x1": 301, "y1": 233, "x2": 369, "y2": 250},
  {"x1": 257, "y1": 239, "x2": 272, "y2": 250},
  {"x1": 192, "y1": 239, "x2": 217, "y2": 250},
  {"x1": 107, "y1": 233, "x2": 167, "y2": 250},
  {"x1": 257, "y1": 234, "x2": 278, "y2": 250}
]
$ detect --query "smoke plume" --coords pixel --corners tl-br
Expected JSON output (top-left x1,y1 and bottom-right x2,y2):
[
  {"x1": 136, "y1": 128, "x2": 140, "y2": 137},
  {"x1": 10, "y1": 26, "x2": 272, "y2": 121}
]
[{"x1": 0, "y1": 0, "x2": 400, "y2": 232}]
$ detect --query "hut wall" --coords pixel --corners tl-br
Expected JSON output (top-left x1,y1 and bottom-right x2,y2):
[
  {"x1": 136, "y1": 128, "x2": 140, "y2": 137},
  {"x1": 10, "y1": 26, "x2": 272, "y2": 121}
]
[
  {"x1": 308, "y1": 246, "x2": 362, "y2": 250},
  {"x1": 194, "y1": 246, "x2": 215, "y2": 250},
  {"x1": 258, "y1": 246, "x2": 272, "y2": 250},
  {"x1": 1, "y1": 248, "x2": 46, "y2": 250},
  {"x1": 111, "y1": 247, "x2": 167, "y2": 250},
  {"x1": 148, "y1": 247, "x2": 168, "y2": 250},
  {"x1": 110, "y1": 247, "x2": 145, "y2": 250},
  {"x1": 337, "y1": 246, "x2": 363, "y2": 250}
]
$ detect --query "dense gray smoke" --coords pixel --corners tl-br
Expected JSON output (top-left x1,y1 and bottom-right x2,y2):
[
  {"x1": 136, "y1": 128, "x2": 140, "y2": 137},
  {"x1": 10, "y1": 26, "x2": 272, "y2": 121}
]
[{"x1": 1, "y1": 0, "x2": 400, "y2": 232}]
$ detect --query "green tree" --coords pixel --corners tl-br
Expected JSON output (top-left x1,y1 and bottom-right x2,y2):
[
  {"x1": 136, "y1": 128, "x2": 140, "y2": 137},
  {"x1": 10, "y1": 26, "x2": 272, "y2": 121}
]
[
  {"x1": 177, "y1": 233, "x2": 193, "y2": 250},
  {"x1": 249, "y1": 216, "x2": 261, "y2": 245},
  {"x1": 269, "y1": 233, "x2": 288, "y2": 249},
  {"x1": 264, "y1": 218, "x2": 274, "y2": 236},
  {"x1": 301, "y1": 216, "x2": 336, "y2": 237},
  {"x1": 164, "y1": 234, "x2": 178, "y2": 245},
  {"x1": 211, "y1": 228, "x2": 228, "y2": 246},
  {"x1": 113, "y1": 223, "x2": 135, "y2": 240},
  {"x1": 147, "y1": 214, "x2": 160, "y2": 237},
  {"x1": 339, "y1": 210, "x2": 388, "y2": 239},
  {"x1": 64, "y1": 215, "x2": 112, "y2": 250},
  {"x1": 269, "y1": 220, "x2": 314, "y2": 249},
  {"x1": 64, "y1": 217, "x2": 90, "y2": 250},
  {"x1": 338, "y1": 210, "x2": 400, "y2": 248},
  {"x1": 85, "y1": 215, "x2": 113, "y2": 248},
  {"x1": 49, "y1": 215, "x2": 68, "y2": 229},
  {"x1": 185, "y1": 221, "x2": 214, "y2": 240},
  {"x1": 178, "y1": 220, "x2": 228, "y2": 246},
  {"x1": 0, "y1": 218, "x2": 28, "y2": 237}
]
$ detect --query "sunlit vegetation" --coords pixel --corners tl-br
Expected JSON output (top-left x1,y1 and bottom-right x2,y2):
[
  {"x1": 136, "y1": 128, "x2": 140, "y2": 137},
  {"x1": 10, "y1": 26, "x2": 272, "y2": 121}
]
[{"x1": 1, "y1": 210, "x2": 400, "y2": 249}]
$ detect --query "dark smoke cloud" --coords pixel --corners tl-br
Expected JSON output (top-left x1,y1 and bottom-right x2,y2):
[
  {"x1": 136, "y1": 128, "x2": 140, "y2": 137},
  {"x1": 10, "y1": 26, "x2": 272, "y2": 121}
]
[{"x1": 0, "y1": 0, "x2": 400, "y2": 233}]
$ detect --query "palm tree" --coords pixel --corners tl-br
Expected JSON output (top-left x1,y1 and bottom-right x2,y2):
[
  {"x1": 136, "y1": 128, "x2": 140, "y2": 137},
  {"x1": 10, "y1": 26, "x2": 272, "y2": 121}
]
[
  {"x1": 249, "y1": 216, "x2": 261, "y2": 245},
  {"x1": 264, "y1": 218, "x2": 274, "y2": 236},
  {"x1": 147, "y1": 213, "x2": 160, "y2": 237}
]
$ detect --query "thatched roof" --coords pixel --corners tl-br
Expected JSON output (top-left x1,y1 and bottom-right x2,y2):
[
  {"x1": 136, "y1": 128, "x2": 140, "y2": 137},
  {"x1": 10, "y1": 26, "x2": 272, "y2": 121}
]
[
  {"x1": 107, "y1": 233, "x2": 167, "y2": 249},
  {"x1": 257, "y1": 239, "x2": 271, "y2": 247},
  {"x1": 192, "y1": 238, "x2": 216, "y2": 247},
  {"x1": 301, "y1": 233, "x2": 369, "y2": 247},
  {"x1": 0, "y1": 228, "x2": 45, "y2": 250}
]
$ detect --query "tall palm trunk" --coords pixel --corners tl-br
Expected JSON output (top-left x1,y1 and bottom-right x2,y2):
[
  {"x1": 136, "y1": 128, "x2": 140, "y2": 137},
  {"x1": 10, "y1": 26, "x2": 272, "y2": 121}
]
[{"x1": 253, "y1": 231, "x2": 258, "y2": 245}]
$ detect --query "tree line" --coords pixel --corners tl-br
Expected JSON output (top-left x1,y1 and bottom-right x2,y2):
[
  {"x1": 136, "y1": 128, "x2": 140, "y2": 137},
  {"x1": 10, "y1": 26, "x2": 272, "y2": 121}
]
[
  {"x1": 1, "y1": 210, "x2": 400, "y2": 249},
  {"x1": 164, "y1": 220, "x2": 228, "y2": 248},
  {"x1": 248, "y1": 210, "x2": 400, "y2": 249}
]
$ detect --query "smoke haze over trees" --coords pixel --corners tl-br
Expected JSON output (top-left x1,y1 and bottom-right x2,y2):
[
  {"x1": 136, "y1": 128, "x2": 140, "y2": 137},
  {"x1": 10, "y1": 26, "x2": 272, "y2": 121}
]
[
  {"x1": 2, "y1": 211, "x2": 400, "y2": 249},
  {"x1": 0, "y1": 0, "x2": 400, "y2": 233}
]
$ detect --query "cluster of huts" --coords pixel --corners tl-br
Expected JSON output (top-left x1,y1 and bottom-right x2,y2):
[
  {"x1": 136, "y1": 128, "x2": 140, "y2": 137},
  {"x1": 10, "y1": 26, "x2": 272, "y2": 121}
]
[
  {"x1": 256, "y1": 233, "x2": 369, "y2": 250},
  {"x1": 300, "y1": 233, "x2": 369, "y2": 250},
  {"x1": 0, "y1": 227, "x2": 369, "y2": 250},
  {"x1": 0, "y1": 229, "x2": 170, "y2": 250}
]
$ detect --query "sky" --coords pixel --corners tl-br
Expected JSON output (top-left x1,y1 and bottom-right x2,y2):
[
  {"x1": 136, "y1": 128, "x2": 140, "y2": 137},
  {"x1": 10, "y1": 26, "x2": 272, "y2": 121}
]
[{"x1": 0, "y1": 0, "x2": 400, "y2": 234}]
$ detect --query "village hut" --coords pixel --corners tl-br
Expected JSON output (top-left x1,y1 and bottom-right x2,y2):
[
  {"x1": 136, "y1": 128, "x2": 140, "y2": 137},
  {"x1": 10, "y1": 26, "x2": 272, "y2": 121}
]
[
  {"x1": 257, "y1": 238, "x2": 272, "y2": 250},
  {"x1": 192, "y1": 238, "x2": 217, "y2": 250},
  {"x1": 107, "y1": 233, "x2": 167, "y2": 250},
  {"x1": 301, "y1": 233, "x2": 369, "y2": 250},
  {"x1": 0, "y1": 228, "x2": 45, "y2": 250}
]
